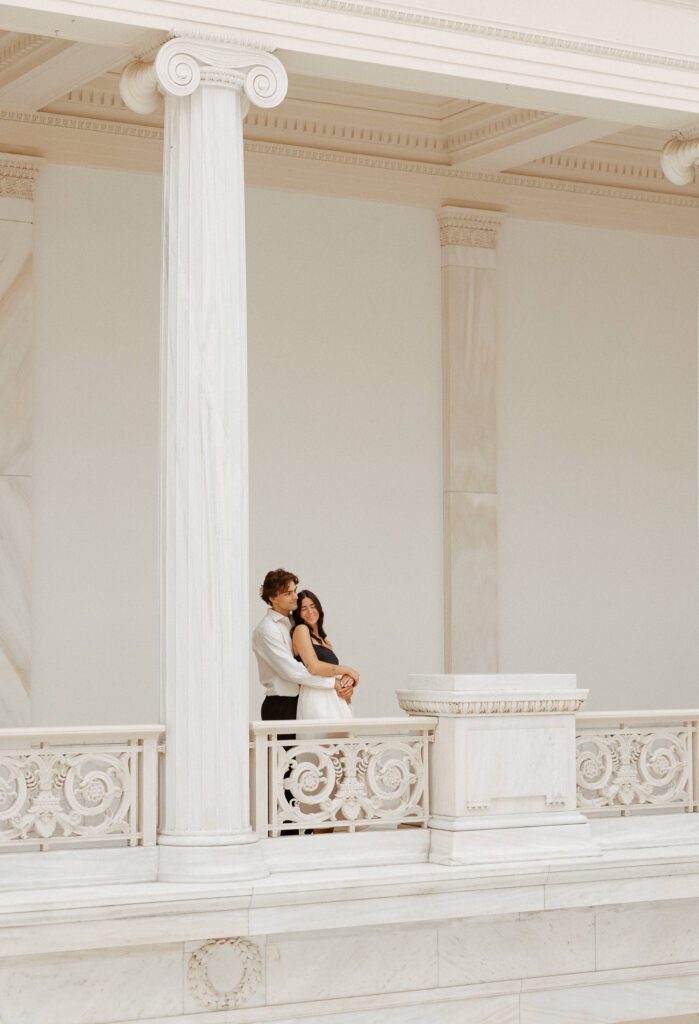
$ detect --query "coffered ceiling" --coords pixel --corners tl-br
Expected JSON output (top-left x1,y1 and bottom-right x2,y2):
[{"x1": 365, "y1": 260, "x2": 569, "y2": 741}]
[{"x1": 1, "y1": 28, "x2": 698, "y2": 235}]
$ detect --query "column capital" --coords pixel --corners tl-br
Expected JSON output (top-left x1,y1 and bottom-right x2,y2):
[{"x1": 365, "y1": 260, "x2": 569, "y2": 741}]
[
  {"x1": 437, "y1": 206, "x2": 506, "y2": 269},
  {"x1": 0, "y1": 153, "x2": 43, "y2": 201},
  {"x1": 120, "y1": 37, "x2": 288, "y2": 115},
  {"x1": 437, "y1": 206, "x2": 506, "y2": 249},
  {"x1": 661, "y1": 132, "x2": 699, "y2": 186}
]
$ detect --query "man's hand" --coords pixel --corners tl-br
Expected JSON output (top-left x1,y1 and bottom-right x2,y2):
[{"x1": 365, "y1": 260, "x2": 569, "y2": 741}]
[{"x1": 335, "y1": 675, "x2": 354, "y2": 704}]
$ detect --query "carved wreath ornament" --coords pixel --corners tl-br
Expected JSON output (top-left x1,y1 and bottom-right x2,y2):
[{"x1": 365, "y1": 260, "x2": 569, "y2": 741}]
[{"x1": 187, "y1": 937, "x2": 262, "y2": 1009}]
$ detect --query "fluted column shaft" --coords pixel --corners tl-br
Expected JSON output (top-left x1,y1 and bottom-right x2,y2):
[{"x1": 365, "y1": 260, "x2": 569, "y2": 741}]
[
  {"x1": 438, "y1": 207, "x2": 505, "y2": 674},
  {"x1": 121, "y1": 40, "x2": 287, "y2": 881},
  {"x1": 160, "y1": 73, "x2": 249, "y2": 848}
]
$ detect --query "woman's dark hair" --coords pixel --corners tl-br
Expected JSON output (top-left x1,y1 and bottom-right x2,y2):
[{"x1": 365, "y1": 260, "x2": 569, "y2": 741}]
[{"x1": 291, "y1": 589, "x2": 327, "y2": 641}]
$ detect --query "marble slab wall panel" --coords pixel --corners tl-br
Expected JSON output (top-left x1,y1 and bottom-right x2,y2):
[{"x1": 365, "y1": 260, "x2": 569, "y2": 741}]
[
  {"x1": 0, "y1": 945, "x2": 184, "y2": 1024},
  {"x1": 595, "y1": 899, "x2": 699, "y2": 971},
  {"x1": 264, "y1": 924, "x2": 439, "y2": 1005},
  {"x1": 439, "y1": 907, "x2": 596, "y2": 986},
  {"x1": 0, "y1": 217, "x2": 32, "y2": 726}
]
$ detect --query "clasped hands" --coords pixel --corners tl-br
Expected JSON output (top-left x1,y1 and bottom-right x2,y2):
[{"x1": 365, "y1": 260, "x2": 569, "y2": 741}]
[{"x1": 334, "y1": 671, "x2": 358, "y2": 704}]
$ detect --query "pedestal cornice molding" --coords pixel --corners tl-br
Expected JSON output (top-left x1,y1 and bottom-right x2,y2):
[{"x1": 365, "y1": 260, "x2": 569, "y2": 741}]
[
  {"x1": 661, "y1": 133, "x2": 699, "y2": 185},
  {"x1": 396, "y1": 689, "x2": 589, "y2": 715},
  {"x1": 0, "y1": 154, "x2": 43, "y2": 200},
  {"x1": 437, "y1": 206, "x2": 506, "y2": 249},
  {"x1": 120, "y1": 37, "x2": 288, "y2": 114}
]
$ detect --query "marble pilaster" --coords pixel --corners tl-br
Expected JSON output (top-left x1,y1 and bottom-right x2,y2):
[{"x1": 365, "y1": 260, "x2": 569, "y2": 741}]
[
  {"x1": 438, "y1": 207, "x2": 505, "y2": 673},
  {"x1": 121, "y1": 40, "x2": 288, "y2": 882},
  {"x1": 0, "y1": 155, "x2": 41, "y2": 727}
]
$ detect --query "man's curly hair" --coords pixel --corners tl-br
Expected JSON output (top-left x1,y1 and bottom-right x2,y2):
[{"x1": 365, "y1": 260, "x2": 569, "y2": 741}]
[{"x1": 260, "y1": 568, "x2": 299, "y2": 606}]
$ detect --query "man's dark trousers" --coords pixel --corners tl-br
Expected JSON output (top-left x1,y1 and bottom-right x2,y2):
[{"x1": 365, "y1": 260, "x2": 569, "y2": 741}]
[{"x1": 260, "y1": 694, "x2": 299, "y2": 834}]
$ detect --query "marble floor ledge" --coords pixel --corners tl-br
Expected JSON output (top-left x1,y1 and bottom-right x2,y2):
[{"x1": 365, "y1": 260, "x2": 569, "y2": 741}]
[
  {"x1": 95, "y1": 963, "x2": 699, "y2": 1024},
  {"x1": 106, "y1": 977, "x2": 524, "y2": 1024},
  {"x1": 2, "y1": 840, "x2": 699, "y2": 942}
]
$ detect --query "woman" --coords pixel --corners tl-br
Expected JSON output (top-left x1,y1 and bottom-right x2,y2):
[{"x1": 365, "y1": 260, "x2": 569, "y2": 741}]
[{"x1": 291, "y1": 589, "x2": 358, "y2": 719}]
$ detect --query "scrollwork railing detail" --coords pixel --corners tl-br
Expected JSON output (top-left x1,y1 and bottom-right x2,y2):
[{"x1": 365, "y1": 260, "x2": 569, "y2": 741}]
[
  {"x1": 251, "y1": 719, "x2": 435, "y2": 836},
  {"x1": 0, "y1": 727, "x2": 162, "y2": 850},
  {"x1": 576, "y1": 721, "x2": 693, "y2": 813}
]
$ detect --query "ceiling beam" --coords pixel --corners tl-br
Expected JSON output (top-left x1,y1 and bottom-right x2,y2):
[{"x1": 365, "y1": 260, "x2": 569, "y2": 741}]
[
  {"x1": 0, "y1": 40, "x2": 128, "y2": 110},
  {"x1": 448, "y1": 113, "x2": 622, "y2": 170}
]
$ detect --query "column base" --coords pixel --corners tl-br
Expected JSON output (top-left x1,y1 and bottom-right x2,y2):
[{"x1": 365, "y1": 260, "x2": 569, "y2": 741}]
[
  {"x1": 158, "y1": 831, "x2": 269, "y2": 882},
  {"x1": 429, "y1": 815, "x2": 601, "y2": 865}
]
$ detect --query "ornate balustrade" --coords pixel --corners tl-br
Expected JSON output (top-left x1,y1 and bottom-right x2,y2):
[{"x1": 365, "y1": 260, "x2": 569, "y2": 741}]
[
  {"x1": 250, "y1": 717, "x2": 436, "y2": 836},
  {"x1": 0, "y1": 726, "x2": 162, "y2": 851},
  {"x1": 576, "y1": 711, "x2": 699, "y2": 815}
]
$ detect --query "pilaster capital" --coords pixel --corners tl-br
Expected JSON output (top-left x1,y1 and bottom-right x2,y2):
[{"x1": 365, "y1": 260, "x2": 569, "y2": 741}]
[
  {"x1": 120, "y1": 37, "x2": 288, "y2": 115},
  {"x1": 437, "y1": 206, "x2": 506, "y2": 250},
  {"x1": 0, "y1": 153, "x2": 43, "y2": 200}
]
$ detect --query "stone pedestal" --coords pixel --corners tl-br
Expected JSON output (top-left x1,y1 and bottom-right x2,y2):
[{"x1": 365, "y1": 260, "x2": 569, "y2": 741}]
[
  {"x1": 397, "y1": 673, "x2": 598, "y2": 864},
  {"x1": 121, "y1": 39, "x2": 288, "y2": 882}
]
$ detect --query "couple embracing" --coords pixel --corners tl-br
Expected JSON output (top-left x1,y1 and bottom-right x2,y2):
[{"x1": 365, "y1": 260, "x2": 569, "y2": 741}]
[{"x1": 252, "y1": 568, "x2": 360, "y2": 721}]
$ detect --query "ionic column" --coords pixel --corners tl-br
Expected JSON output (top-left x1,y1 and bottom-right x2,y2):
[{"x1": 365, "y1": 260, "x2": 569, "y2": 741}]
[
  {"x1": 438, "y1": 207, "x2": 505, "y2": 674},
  {"x1": 121, "y1": 39, "x2": 288, "y2": 882}
]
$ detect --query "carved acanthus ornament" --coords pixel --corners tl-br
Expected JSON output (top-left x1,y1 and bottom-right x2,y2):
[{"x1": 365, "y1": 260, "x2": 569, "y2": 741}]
[
  {"x1": 0, "y1": 749, "x2": 133, "y2": 843},
  {"x1": 437, "y1": 206, "x2": 505, "y2": 249},
  {"x1": 0, "y1": 154, "x2": 42, "y2": 200},
  {"x1": 120, "y1": 37, "x2": 288, "y2": 114},
  {"x1": 661, "y1": 133, "x2": 699, "y2": 186},
  {"x1": 577, "y1": 725, "x2": 691, "y2": 810}
]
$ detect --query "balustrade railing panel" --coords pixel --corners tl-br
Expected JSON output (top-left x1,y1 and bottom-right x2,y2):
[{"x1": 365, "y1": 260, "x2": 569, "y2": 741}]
[
  {"x1": 0, "y1": 726, "x2": 163, "y2": 851},
  {"x1": 576, "y1": 712, "x2": 699, "y2": 815},
  {"x1": 250, "y1": 718, "x2": 436, "y2": 836}
]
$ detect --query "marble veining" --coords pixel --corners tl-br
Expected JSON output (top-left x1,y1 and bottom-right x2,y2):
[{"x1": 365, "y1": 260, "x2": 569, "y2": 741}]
[
  {"x1": 439, "y1": 907, "x2": 596, "y2": 986},
  {"x1": 595, "y1": 899, "x2": 699, "y2": 971},
  {"x1": 520, "y1": 971, "x2": 699, "y2": 1023},
  {"x1": 0, "y1": 946, "x2": 183, "y2": 1023},
  {"x1": 0, "y1": 216, "x2": 32, "y2": 728},
  {"x1": 0, "y1": 221, "x2": 32, "y2": 475},
  {"x1": 265, "y1": 924, "x2": 438, "y2": 1004},
  {"x1": 0, "y1": 475, "x2": 30, "y2": 726}
]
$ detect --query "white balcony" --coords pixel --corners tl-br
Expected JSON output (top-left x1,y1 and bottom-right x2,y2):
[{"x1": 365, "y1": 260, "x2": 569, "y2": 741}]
[{"x1": 2, "y1": 683, "x2": 699, "y2": 1022}]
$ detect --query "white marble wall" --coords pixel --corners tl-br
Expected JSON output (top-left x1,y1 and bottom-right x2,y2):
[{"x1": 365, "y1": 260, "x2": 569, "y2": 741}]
[
  {"x1": 0, "y1": 210, "x2": 33, "y2": 726},
  {"x1": 4, "y1": 900, "x2": 699, "y2": 1023}
]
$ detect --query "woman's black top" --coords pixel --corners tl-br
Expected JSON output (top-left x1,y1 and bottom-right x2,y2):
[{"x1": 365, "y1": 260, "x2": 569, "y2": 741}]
[{"x1": 292, "y1": 628, "x2": 340, "y2": 667}]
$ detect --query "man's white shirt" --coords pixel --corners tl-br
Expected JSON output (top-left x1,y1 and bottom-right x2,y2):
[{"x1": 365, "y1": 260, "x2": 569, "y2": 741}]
[{"x1": 252, "y1": 608, "x2": 335, "y2": 697}]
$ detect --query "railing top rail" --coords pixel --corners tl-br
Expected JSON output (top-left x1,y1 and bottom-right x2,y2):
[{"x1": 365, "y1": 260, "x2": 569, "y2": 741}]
[
  {"x1": 250, "y1": 716, "x2": 437, "y2": 736},
  {"x1": 0, "y1": 724, "x2": 165, "y2": 742},
  {"x1": 577, "y1": 710, "x2": 699, "y2": 723}
]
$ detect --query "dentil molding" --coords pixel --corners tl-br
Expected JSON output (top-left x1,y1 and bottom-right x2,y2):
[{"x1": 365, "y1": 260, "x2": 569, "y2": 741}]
[
  {"x1": 0, "y1": 153, "x2": 43, "y2": 200},
  {"x1": 246, "y1": 140, "x2": 699, "y2": 210},
  {"x1": 120, "y1": 37, "x2": 288, "y2": 114},
  {"x1": 187, "y1": 937, "x2": 263, "y2": 1009},
  {"x1": 437, "y1": 206, "x2": 505, "y2": 248}
]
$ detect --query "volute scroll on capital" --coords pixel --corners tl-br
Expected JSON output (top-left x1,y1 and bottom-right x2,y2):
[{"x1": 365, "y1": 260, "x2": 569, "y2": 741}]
[{"x1": 120, "y1": 37, "x2": 288, "y2": 115}]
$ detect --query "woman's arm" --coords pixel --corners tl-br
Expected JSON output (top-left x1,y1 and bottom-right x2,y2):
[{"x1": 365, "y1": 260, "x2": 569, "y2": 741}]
[{"x1": 292, "y1": 625, "x2": 360, "y2": 682}]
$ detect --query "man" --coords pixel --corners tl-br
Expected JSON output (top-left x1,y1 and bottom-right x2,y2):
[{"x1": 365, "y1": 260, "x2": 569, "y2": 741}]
[{"x1": 252, "y1": 568, "x2": 353, "y2": 719}]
